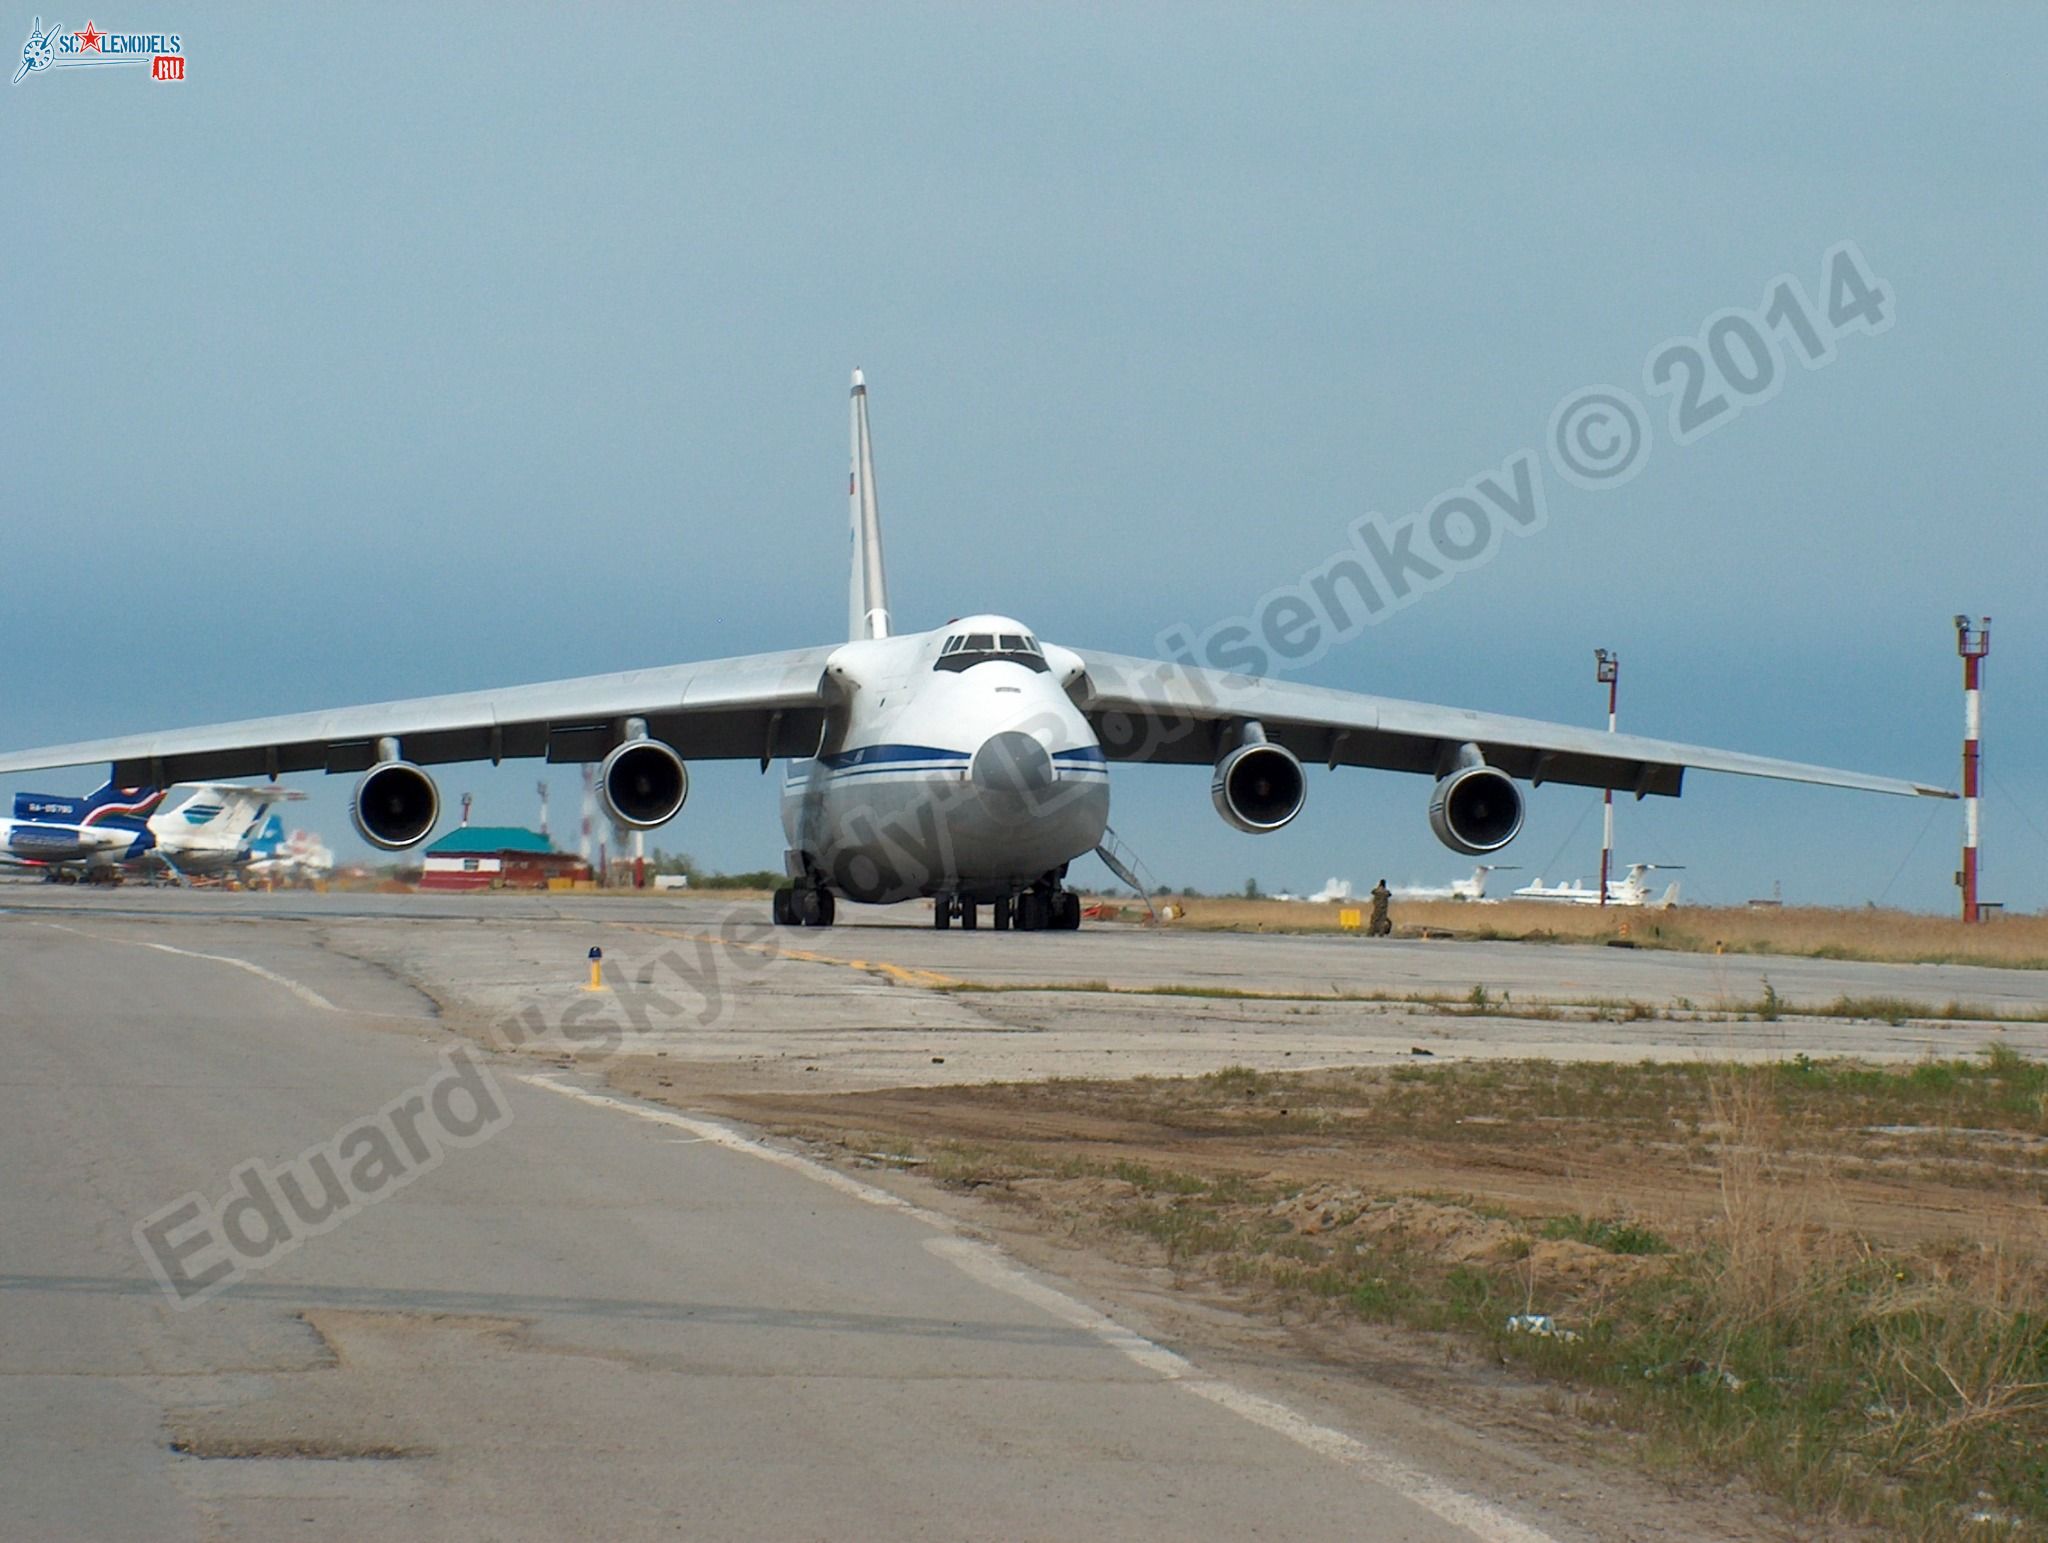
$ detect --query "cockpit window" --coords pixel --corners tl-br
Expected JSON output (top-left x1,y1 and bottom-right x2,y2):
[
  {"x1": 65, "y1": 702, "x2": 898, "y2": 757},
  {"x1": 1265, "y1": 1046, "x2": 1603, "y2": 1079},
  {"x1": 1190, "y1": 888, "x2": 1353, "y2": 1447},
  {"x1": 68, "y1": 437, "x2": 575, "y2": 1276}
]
[{"x1": 933, "y1": 631, "x2": 1049, "y2": 674}]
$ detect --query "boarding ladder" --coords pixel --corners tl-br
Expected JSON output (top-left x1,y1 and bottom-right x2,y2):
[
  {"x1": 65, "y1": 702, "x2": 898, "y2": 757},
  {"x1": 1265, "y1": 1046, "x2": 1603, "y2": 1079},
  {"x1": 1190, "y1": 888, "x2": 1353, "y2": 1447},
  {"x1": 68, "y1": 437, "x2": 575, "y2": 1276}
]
[{"x1": 1092, "y1": 826, "x2": 1162, "y2": 924}]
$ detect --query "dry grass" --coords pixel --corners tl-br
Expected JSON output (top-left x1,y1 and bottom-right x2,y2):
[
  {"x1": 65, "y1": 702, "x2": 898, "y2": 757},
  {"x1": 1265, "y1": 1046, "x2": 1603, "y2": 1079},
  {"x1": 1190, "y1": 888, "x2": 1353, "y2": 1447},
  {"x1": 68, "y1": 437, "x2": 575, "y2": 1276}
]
[
  {"x1": 720, "y1": 1050, "x2": 2048, "y2": 1537},
  {"x1": 1129, "y1": 897, "x2": 2048, "y2": 970}
]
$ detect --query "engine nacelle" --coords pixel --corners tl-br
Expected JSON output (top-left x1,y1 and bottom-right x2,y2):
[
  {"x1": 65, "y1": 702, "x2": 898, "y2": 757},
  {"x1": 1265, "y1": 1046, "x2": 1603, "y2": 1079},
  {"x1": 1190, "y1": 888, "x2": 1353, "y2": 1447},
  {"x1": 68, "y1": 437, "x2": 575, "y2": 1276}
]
[
  {"x1": 351, "y1": 761, "x2": 440, "y2": 851},
  {"x1": 1211, "y1": 741, "x2": 1307, "y2": 833},
  {"x1": 600, "y1": 738, "x2": 689, "y2": 829},
  {"x1": 1428, "y1": 764, "x2": 1524, "y2": 855}
]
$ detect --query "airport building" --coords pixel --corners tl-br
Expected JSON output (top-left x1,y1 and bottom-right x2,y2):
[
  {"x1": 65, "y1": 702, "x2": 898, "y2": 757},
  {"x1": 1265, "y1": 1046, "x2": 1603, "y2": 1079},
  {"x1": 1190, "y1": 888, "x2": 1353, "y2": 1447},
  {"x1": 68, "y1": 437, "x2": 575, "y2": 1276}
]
[{"x1": 418, "y1": 827, "x2": 592, "y2": 892}]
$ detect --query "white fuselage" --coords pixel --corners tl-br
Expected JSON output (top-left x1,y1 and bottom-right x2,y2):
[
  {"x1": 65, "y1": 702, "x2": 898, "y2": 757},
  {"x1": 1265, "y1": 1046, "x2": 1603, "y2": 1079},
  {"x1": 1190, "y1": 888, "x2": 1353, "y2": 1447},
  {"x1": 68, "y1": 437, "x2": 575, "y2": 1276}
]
[
  {"x1": 0, "y1": 818, "x2": 148, "y2": 872},
  {"x1": 143, "y1": 786, "x2": 298, "y2": 876},
  {"x1": 1392, "y1": 866, "x2": 1512, "y2": 903},
  {"x1": 147, "y1": 827, "x2": 254, "y2": 876},
  {"x1": 1512, "y1": 865, "x2": 1678, "y2": 908},
  {"x1": 779, "y1": 616, "x2": 1111, "y2": 902}
]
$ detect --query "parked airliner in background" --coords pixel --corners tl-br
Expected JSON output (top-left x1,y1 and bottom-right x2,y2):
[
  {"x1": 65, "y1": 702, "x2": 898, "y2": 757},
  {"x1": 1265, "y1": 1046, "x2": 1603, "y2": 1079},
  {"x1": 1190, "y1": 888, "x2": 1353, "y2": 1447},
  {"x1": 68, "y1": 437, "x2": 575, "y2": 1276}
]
[
  {"x1": 244, "y1": 817, "x2": 336, "y2": 886},
  {"x1": 0, "y1": 781, "x2": 161, "y2": 879},
  {"x1": 1391, "y1": 865, "x2": 1520, "y2": 903},
  {"x1": 0, "y1": 374, "x2": 1950, "y2": 930},
  {"x1": 0, "y1": 779, "x2": 301, "y2": 882},
  {"x1": 144, "y1": 783, "x2": 306, "y2": 880},
  {"x1": 1392, "y1": 868, "x2": 1523, "y2": 901},
  {"x1": 1513, "y1": 864, "x2": 1683, "y2": 909}
]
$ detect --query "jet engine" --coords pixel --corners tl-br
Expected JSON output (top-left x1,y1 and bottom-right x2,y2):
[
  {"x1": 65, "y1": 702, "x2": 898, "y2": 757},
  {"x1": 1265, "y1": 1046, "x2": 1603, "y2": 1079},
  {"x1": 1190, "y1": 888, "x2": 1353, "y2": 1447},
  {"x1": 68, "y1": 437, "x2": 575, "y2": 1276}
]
[
  {"x1": 1428, "y1": 763, "x2": 1524, "y2": 855},
  {"x1": 1211, "y1": 740, "x2": 1307, "y2": 833},
  {"x1": 351, "y1": 761, "x2": 441, "y2": 851},
  {"x1": 600, "y1": 738, "x2": 689, "y2": 829}
]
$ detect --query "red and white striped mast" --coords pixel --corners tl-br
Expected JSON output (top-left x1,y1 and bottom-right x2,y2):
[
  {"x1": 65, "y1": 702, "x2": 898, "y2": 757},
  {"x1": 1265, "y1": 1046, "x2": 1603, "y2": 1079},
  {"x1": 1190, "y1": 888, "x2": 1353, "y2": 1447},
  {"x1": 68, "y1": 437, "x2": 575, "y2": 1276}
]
[
  {"x1": 1955, "y1": 615, "x2": 1991, "y2": 923},
  {"x1": 1594, "y1": 648, "x2": 1619, "y2": 907}
]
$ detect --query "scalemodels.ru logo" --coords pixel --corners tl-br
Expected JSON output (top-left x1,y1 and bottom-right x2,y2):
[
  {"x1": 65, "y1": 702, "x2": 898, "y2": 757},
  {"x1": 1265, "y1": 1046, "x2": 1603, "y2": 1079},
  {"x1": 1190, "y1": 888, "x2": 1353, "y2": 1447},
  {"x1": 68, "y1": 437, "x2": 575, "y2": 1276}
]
[{"x1": 15, "y1": 16, "x2": 184, "y2": 83}]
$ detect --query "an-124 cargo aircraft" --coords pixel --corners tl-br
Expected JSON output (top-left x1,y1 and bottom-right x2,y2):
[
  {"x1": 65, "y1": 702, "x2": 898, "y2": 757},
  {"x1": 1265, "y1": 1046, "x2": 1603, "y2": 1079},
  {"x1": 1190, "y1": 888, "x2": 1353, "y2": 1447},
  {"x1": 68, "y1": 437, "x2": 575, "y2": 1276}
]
[{"x1": 0, "y1": 374, "x2": 1951, "y2": 931}]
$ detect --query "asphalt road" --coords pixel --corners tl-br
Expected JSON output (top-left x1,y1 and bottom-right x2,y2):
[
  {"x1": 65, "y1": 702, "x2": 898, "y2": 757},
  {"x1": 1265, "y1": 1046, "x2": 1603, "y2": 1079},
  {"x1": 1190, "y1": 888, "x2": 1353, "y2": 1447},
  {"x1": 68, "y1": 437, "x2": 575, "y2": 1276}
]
[{"x1": 2, "y1": 900, "x2": 1575, "y2": 1542}]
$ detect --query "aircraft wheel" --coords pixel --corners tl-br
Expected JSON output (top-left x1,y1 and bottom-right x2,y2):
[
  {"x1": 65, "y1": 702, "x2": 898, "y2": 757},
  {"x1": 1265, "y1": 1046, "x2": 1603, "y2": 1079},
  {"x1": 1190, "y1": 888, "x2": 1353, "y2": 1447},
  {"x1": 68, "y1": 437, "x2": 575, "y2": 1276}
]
[
  {"x1": 993, "y1": 897, "x2": 1012, "y2": 931},
  {"x1": 814, "y1": 890, "x2": 835, "y2": 927},
  {"x1": 933, "y1": 896, "x2": 952, "y2": 930},
  {"x1": 1016, "y1": 893, "x2": 1047, "y2": 931},
  {"x1": 798, "y1": 888, "x2": 825, "y2": 927},
  {"x1": 1056, "y1": 892, "x2": 1082, "y2": 930},
  {"x1": 960, "y1": 901, "x2": 978, "y2": 930},
  {"x1": 772, "y1": 886, "x2": 798, "y2": 927}
]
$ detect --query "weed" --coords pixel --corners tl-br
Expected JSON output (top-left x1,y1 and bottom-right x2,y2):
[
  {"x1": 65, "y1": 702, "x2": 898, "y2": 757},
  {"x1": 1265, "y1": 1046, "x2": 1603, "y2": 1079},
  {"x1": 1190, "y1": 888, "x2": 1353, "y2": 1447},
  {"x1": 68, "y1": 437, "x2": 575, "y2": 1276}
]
[
  {"x1": 1542, "y1": 1214, "x2": 1672, "y2": 1256},
  {"x1": 1199, "y1": 1064, "x2": 1269, "y2": 1098}
]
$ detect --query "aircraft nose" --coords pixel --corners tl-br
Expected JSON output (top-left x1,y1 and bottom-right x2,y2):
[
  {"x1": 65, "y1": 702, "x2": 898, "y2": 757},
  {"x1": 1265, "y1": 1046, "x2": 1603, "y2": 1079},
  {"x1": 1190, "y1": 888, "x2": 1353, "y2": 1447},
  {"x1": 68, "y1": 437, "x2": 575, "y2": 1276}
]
[{"x1": 970, "y1": 731, "x2": 1056, "y2": 797}]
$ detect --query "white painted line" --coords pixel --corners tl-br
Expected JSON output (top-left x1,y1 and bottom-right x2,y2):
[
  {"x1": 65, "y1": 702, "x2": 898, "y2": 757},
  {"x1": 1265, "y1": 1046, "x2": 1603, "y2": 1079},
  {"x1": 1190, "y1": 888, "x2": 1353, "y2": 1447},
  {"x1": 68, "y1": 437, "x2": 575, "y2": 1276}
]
[
  {"x1": 929, "y1": 1237, "x2": 1557, "y2": 1543},
  {"x1": 518, "y1": 1073, "x2": 1557, "y2": 1543},
  {"x1": 38, "y1": 923, "x2": 338, "y2": 1012},
  {"x1": 516, "y1": 1075, "x2": 939, "y2": 1218}
]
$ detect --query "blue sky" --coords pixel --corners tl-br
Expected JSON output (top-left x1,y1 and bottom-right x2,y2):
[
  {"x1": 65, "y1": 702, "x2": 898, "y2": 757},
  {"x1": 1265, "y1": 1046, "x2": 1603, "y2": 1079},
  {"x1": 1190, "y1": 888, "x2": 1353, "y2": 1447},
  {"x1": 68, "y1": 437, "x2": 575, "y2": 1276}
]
[{"x1": 7, "y1": 5, "x2": 2045, "y2": 909}]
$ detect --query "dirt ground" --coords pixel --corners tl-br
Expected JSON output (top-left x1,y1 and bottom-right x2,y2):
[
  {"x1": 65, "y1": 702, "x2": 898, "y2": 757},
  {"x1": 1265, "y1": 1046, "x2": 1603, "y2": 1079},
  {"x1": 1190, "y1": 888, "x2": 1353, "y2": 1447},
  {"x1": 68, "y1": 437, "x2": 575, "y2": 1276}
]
[
  {"x1": 1135, "y1": 896, "x2": 2048, "y2": 971},
  {"x1": 606, "y1": 1054, "x2": 2048, "y2": 1539},
  {"x1": 616, "y1": 1060, "x2": 2047, "y2": 1259}
]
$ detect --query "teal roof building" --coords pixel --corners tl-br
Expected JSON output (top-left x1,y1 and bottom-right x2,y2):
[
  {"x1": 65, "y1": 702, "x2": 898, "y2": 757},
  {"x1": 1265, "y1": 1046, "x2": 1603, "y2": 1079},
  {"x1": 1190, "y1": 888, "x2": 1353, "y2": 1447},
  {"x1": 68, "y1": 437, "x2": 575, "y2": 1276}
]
[{"x1": 424, "y1": 826, "x2": 555, "y2": 856}]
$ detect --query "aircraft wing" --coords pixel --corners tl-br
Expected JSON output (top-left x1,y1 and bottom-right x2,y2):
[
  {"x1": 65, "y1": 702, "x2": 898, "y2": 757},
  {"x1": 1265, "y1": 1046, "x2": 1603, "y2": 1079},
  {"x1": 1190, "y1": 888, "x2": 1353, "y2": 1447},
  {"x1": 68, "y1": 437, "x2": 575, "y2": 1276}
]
[
  {"x1": 168, "y1": 782, "x2": 310, "y2": 802},
  {"x1": 0, "y1": 646, "x2": 840, "y2": 784},
  {"x1": 1066, "y1": 650, "x2": 1952, "y2": 800}
]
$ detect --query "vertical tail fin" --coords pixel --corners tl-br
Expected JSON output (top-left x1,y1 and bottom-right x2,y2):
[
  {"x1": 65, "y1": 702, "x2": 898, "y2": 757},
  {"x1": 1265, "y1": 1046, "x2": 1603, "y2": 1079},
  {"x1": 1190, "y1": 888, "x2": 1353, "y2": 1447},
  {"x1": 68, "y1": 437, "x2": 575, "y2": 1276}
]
[
  {"x1": 147, "y1": 784, "x2": 304, "y2": 840},
  {"x1": 848, "y1": 369, "x2": 891, "y2": 641},
  {"x1": 14, "y1": 775, "x2": 163, "y2": 825}
]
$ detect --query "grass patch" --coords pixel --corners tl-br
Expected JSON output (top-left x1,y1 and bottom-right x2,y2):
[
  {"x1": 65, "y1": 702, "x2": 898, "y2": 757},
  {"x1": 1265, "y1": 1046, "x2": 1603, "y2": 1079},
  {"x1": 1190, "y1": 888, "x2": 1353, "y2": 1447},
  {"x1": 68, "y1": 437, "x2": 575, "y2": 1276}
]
[
  {"x1": 942, "y1": 975, "x2": 2048, "y2": 1026},
  {"x1": 1126, "y1": 897, "x2": 2048, "y2": 971},
  {"x1": 796, "y1": 1050, "x2": 2048, "y2": 1538},
  {"x1": 1540, "y1": 1214, "x2": 1672, "y2": 1255}
]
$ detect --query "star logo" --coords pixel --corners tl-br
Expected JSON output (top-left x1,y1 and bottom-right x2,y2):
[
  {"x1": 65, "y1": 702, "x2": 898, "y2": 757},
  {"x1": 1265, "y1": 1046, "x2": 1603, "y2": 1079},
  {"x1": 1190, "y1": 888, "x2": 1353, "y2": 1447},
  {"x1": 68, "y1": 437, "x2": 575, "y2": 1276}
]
[{"x1": 75, "y1": 20, "x2": 100, "y2": 51}]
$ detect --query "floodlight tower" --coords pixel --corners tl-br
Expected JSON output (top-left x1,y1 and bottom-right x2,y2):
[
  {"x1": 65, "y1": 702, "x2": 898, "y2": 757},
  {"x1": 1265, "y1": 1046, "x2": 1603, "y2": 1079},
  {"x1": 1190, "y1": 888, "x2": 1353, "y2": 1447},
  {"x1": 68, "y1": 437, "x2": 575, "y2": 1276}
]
[
  {"x1": 1594, "y1": 649, "x2": 1619, "y2": 907},
  {"x1": 1955, "y1": 615, "x2": 1991, "y2": 922}
]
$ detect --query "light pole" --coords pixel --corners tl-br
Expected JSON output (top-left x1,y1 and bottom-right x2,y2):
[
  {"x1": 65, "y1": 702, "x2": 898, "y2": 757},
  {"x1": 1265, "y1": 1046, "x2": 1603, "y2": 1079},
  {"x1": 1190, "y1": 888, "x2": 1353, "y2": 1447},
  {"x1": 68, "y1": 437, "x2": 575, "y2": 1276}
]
[
  {"x1": 1594, "y1": 649, "x2": 1619, "y2": 908},
  {"x1": 1955, "y1": 615, "x2": 1990, "y2": 923}
]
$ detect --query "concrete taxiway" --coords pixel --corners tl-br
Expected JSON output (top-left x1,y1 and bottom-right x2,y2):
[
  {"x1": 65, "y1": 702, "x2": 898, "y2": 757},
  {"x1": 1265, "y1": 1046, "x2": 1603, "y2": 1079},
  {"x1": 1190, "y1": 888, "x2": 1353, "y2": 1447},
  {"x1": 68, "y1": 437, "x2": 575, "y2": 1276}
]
[{"x1": 6, "y1": 887, "x2": 2043, "y2": 1540}]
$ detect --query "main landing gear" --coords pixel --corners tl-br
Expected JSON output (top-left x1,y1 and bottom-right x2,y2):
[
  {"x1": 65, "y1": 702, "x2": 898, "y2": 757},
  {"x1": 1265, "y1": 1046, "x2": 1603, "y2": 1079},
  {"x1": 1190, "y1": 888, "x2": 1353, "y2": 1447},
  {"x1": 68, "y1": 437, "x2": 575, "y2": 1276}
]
[
  {"x1": 772, "y1": 883, "x2": 836, "y2": 928},
  {"x1": 934, "y1": 880, "x2": 1080, "y2": 932}
]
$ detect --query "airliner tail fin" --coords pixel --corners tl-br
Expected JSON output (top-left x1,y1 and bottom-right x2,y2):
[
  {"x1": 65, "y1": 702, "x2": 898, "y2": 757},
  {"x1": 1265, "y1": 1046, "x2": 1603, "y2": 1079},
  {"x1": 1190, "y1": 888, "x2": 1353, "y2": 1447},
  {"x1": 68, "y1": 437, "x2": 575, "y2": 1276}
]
[{"x1": 848, "y1": 369, "x2": 891, "y2": 641}]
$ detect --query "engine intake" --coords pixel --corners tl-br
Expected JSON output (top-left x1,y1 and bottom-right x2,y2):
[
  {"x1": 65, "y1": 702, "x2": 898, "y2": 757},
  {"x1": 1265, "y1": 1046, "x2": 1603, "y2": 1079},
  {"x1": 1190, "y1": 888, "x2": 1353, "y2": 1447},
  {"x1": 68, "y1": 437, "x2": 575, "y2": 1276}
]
[
  {"x1": 601, "y1": 738, "x2": 689, "y2": 829},
  {"x1": 1212, "y1": 741, "x2": 1306, "y2": 833},
  {"x1": 351, "y1": 761, "x2": 440, "y2": 851},
  {"x1": 1429, "y1": 764, "x2": 1524, "y2": 855}
]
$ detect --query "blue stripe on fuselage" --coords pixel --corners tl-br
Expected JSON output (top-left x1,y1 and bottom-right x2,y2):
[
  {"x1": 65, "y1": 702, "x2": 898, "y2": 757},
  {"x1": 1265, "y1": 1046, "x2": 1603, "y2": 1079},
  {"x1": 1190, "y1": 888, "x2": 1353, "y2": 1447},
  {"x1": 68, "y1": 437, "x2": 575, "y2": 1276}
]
[
  {"x1": 817, "y1": 744, "x2": 970, "y2": 770},
  {"x1": 816, "y1": 742, "x2": 1105, "y2": 769},
  {"x1": 785, "y1": 741, "x2": 1106, "y2": 791}
]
